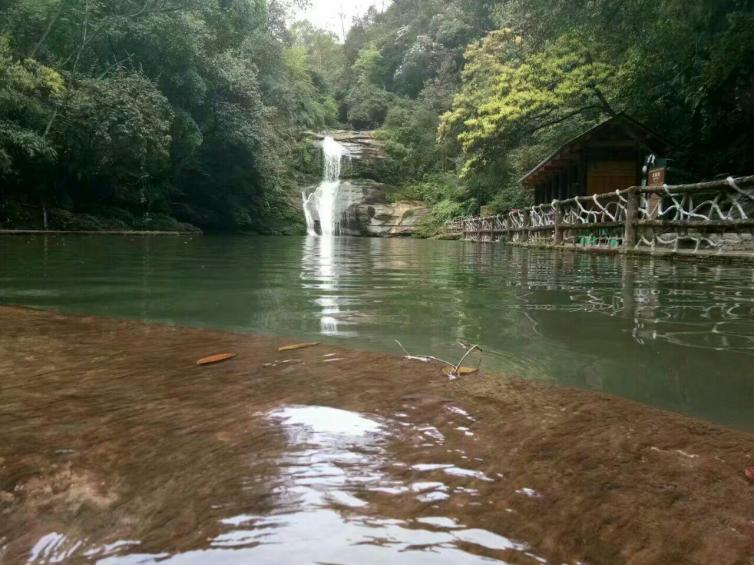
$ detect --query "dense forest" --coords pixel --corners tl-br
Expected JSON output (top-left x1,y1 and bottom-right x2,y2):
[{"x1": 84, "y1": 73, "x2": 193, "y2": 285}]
[
  {"x1": 1, "y1": 0, "x2": 753, "y2": 233},
  {"x1": 0, "y1": 0, "x2": 329, "y2": 233}
]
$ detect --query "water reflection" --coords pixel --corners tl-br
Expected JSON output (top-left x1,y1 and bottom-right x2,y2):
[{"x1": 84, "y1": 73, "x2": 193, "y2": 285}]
[
  {"x1": 82, "y1": 404, "x2": 533, "y2": 563},
  {"x1": 459, "y1": 243, "x2": 754, "y2": 354},
  {"x1": 200, "y1": 405, "x2": 532, "y2": 564},
  {"x1": 301, "y1": 236, "x2": 358, "y2": 337},
  {"x1": 1, "y1": 236, "x2": 753, "y2": 430}
]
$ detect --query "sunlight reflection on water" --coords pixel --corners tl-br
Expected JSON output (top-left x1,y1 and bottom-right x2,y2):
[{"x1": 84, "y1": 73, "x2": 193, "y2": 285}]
[
  {"x1": 2, "y1": 234, "x2": 754, "y2": 429},
  {"x1": 83, "y1": 405, "x2": 533, "y2": 564}
]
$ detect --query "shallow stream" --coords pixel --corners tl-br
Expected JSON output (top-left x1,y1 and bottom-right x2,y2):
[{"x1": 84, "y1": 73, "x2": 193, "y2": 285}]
[{"x1": 1, "y1": 235, "x2": 753, "y2": 431}]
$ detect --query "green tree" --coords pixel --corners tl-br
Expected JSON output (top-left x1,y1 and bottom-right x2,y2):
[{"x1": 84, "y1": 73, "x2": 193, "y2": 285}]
[
  {"x1": 0, "y1": 0, "x2": 323, "y2": 232},
  {"x1": 439, "y1": 28, "x2": 621, "y2": 202},
  {"x1": 0, "y1": 35, "x2": 63, "y2": 177},
  {"x1": 57, "y1": 72, "x2": 173, "y2": 209}
]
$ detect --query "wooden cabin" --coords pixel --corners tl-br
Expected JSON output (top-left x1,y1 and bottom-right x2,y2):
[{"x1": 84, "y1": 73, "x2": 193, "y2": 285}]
[{"x1": 521, "y1": 114, "x2": 672, "y2": 205}]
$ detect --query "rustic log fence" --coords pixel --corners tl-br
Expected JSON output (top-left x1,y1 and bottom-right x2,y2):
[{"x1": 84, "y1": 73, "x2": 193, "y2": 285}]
[{"x1": 445, "y1": 176, "x2": 754, "y2": 258}]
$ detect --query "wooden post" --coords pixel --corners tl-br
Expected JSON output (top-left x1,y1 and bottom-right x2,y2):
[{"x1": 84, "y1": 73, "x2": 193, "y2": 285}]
[
  {"x1": 522, "y1": 209, "x2": 531, "y2": 244},
  {"x1": 553, "y1": 202, "x2": 564, "y2": 245},
  {"x1": 623, "y1": 187, "x2": 639, "y2": 249}
]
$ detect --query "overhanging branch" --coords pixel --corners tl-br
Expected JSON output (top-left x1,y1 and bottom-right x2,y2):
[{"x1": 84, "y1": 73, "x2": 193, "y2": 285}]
[{"x1": 528, "y1": 105, "x2": 603, "y2": 135}]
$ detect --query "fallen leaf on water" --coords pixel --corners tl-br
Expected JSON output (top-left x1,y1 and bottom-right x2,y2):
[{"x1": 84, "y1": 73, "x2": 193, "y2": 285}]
[
  {"x1": 745, "y1": 467, "x2": 754, "y2": 481},
  {"x1": 278, "y1": 342, "x2": 320, "y2": 352},
  {"x1": 443, "y1": 366, "x2": 479, "y2": 377},
  {"x1": 196, "y1": 353, "x2": 237, "y2": 366}
]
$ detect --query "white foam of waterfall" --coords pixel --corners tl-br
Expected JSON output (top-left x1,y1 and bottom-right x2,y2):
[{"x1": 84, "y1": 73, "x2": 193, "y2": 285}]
[
  {"x1": 316, "y1": 180, "x2": 340, "y2": 237},
  {"x1": 302, "y1": 193, "x2": 317, "y2": 236},
  {"x1": 322, "y1": 136, "x2": 346, "y2": 182},
  {"x1": 302, "y1": 136, "x2": 349, "y2": 236}
]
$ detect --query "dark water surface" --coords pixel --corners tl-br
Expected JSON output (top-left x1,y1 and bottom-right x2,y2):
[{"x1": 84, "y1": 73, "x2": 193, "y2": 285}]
[{"x1": 1, "y1": 235, "x2": 753, "y2": 430}]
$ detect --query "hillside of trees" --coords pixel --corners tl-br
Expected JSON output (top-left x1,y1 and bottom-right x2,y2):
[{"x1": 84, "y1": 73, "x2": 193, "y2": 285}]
[
  {"x1": 1, "y1": 0, "x2": 753, "y2": 234},
  {"x1": 328, "y1": 0, "x2": 754, "y2": 232},
  {"x1": 0, "y1": 0, "x2": 334, "y2": 233}
]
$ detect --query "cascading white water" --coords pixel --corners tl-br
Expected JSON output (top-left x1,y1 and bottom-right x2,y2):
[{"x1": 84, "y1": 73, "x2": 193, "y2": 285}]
[{"x1": 302, "y1": 136, "x2": 349, "y2": 236}]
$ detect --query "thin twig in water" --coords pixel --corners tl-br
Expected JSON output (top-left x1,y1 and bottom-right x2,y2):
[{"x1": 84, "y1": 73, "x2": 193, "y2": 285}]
[
  {"x1": 426, "y1": 356, "x2": 458, "y2": 368},
  {"x1": 395, "y1": 340, "x2": 431, "y2": 363},
  {"x1": 454, "y1": 344, "x2": 480, "y2": 375},
  {"x1": 395, "y1": 340, "x2": 456, "y2": 366},
  {"x1": 396, "y1": 340, "x2": 481, "y2": 377}
]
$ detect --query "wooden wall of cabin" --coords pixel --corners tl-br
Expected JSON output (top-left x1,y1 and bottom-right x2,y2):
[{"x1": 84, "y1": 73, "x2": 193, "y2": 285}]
[
  {"x1": 524, "y1": 121, "x2": 670, "y2": 205},
  {"x1": 585, "y1": 147, "x2": 640, "y2": 196},
  {"x1": 533, "y1": 164, "x2": 582, "y2": 204}
]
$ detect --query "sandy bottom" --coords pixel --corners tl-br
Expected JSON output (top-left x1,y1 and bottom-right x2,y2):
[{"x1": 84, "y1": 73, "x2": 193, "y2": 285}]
[{"x1": 0, "y1": 306, "x2": 752, "y2": 564}]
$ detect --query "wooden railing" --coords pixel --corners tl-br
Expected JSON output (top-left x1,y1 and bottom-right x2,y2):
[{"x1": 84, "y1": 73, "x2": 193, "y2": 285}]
[{"x1": 444, "y1": 176, "x2": 754, "y2": 256}]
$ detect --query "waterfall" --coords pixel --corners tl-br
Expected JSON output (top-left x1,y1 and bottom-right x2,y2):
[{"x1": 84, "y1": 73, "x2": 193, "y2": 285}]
[
  {"x1": 302, "y1": 198, "x2": 317, "y2": 237},
  {"x1": 302, "y1": 136, "x2": 350, "y2": 236}
]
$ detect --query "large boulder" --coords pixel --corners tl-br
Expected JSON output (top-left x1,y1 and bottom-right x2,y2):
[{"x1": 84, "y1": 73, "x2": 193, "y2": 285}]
[
  {"x1": 337, "y1": 179, "x2": 429, "y2": 237},
  {"x1": 351, "y1": 200, "x2": 431, "y2": 238}
]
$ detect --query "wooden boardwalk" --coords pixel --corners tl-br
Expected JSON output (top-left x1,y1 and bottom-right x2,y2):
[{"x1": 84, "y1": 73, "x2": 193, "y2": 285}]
[{"x1": 445, "y1": 176, "x2": 754, "y2": 259}]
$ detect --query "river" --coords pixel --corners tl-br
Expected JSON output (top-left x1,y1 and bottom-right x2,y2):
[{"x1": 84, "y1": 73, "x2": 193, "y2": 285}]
[{"x1": 1, "y1": 234, "x2": 752, "y2": 432}]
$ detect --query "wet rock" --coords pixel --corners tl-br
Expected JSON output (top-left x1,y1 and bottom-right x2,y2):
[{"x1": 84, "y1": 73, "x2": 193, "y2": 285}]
[
  {"x1": 336, "y1": 180, "x2": 429, "y2": 238},
  {"x1": 352, "y1": 201, "x2": 431, "y2": 238},
  {"x1": 309, "y1": 130, "x2": 388, "y2": 181},
  {"x1": 302, "y1": 178, "x2": 429, "y2": 238}
]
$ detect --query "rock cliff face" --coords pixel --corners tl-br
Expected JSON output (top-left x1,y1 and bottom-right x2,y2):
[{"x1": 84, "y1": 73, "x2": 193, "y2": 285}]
[
  {"x1": 305, "y1": 131, "x2": 429, "y2": 237},
  {"x1": 304, "y1": 179, "x2": 429, "y2": 237},
  {"x1": 312, "y1": 131, "x2": 389, "y2": 180}
]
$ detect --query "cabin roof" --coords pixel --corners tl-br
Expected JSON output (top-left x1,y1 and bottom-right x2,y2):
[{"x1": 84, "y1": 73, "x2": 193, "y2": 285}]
[{"x1": 519, "y1": 113, "x2": 673, "y2": 187}]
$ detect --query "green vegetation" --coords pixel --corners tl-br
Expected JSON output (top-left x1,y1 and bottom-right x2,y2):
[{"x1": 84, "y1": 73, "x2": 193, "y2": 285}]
[
  {"x1": 336, "y1": 0, "x2": 754, "y2": 223},
  {"x1": 0, "y1": 0, "x2": 338, "y2": 233},
  {"x1": 1, "y1": 0, "x2": 752, "y2": 233}
]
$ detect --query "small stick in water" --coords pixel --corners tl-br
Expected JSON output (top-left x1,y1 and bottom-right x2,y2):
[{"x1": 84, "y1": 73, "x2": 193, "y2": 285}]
[{"x1": 278, "y1": 342, "x2": 320, "y2": 352}]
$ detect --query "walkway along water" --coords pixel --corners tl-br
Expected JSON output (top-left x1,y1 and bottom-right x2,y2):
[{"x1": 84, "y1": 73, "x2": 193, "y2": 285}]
[{"x1": 446, "y1": 176, "x2": 754, "y2": 259}]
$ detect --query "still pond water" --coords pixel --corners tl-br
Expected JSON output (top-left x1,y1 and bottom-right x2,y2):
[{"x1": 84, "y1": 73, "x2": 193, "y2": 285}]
[{"x1": 1, "y1": 235, "x2": 753, "y2": 431}]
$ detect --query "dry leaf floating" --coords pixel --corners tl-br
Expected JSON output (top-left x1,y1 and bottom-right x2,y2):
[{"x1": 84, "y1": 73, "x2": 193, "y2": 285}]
[{"x1": 196, "y1": 353, "x2": 237, "y2": 366}]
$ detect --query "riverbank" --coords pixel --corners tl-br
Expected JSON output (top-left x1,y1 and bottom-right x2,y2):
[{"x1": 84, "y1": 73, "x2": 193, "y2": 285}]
[
  {"x1": 1, "y1": 306, "x2": 752, "y2": 564},
  {"x1": 0, "y1": 230, "x2": 200, "y2": 236}
]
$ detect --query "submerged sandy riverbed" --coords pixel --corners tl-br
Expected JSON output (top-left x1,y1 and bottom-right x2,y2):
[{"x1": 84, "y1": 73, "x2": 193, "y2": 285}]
[{"x1": 0, "y1": 306, "x2": 752, "y2": 564}]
